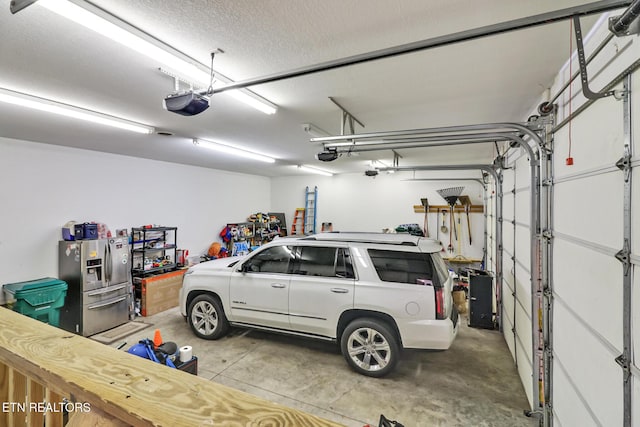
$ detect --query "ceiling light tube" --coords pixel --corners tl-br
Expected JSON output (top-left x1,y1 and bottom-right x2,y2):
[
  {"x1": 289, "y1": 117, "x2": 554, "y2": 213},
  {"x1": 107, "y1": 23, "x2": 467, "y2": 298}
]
[
  {"x1": 298, "y1": 165, "x2": 334, "y2": 177},
  {"x1": 194, "y1": 139, "x2": 276, "y2": 163},
  {"x1": 302, "y1": 123, "x2": 330, "y2": 138},
  {"x1": 0, "y1": 87, "x2": 154, "y2": 134},
  {"x1": 37, "y1": 0, "x2": 277, "y2": 115}
]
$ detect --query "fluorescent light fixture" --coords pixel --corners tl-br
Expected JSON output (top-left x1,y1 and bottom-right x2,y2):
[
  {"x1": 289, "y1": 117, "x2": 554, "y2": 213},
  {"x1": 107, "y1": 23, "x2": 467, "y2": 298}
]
[
  {"x1": 298, "y1": 164, "x2": 334, "y2": 177},
  {"x1": 302, "y1": 123, "x2": 330, "y2": 138},
  {"x1": 193, "y1": 138, "x2": 276, "y2": 163},
  {"x1": 37, "y1": 0, "x2": 277, "y2": 115},
  {"x1": 0, "y1": 87, "x2": 154, "y2": 134}
]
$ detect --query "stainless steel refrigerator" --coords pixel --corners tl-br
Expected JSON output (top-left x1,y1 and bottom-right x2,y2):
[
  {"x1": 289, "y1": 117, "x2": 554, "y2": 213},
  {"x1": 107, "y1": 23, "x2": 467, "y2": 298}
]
[{"x1": 58, "y1": 238, "x2": 131, "y2": 336}]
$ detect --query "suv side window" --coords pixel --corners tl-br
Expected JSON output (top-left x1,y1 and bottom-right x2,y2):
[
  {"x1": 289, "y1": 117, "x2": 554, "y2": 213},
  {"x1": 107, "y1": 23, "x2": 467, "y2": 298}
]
[
  {"x1": 367, "y1": 249, "x2": 436, "y2": 285},
  {"x1": 431, "y1": 253, "x2": 450, "y2": 285},
  {"x1": 293, "y1": 246, "x2": 336, "y2": 277},
  {"x1": 336, "y1": 248, "x2": 355, "y2": 279},
  {"x1": 243, "y1": 246, "x2": 294, "y2": 274},
  {"x1": 292, "y1": 246, "x2": 355, "y2": 279}
]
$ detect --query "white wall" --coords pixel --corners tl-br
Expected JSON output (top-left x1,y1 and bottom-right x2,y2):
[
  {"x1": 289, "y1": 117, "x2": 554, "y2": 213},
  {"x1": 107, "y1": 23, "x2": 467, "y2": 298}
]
[
  {"x1": 0, "y1": 137, "x2": 270, "y2": 301},
  {"x1": 271, "y1": 171, "x2": 486, "y2": 261}
]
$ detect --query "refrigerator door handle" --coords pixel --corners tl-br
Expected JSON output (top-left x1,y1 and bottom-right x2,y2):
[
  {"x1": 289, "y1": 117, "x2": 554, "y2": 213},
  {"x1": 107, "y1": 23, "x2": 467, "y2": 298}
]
[
  {"x1": 103, "y1": 243, "x2": 109, "y2": 285},
  {"x1": 106, "y1": 242, "x2": 113, "y2": 284},
  {"x1": 88, "y1": 295, "x2": 127, "y2": 310},
  {"x1": 87, "y1": 284, "x2": 127, "y2": 296}
]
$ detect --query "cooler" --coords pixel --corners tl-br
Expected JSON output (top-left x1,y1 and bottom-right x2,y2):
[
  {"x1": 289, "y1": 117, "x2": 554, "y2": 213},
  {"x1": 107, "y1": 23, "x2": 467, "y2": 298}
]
[{"x1": 3, "y1": 277, "x2": 68, "y2": 327}]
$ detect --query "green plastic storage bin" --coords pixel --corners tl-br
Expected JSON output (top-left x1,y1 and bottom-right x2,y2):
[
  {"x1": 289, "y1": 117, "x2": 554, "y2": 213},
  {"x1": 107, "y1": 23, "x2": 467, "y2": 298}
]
[{"x1": 3, "y1": 277, "x2": 68, "y2": 327}]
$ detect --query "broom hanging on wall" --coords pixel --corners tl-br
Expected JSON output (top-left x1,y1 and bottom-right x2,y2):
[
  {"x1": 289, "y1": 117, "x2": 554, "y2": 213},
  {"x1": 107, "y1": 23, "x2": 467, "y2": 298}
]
[
  {"x1": 420, "y1": 198, "x2": 429, "y2": 237},
  {"x1": 459, "y1": 195, "x2": 473, "y2": 245},
  {"x1": 437, "y1": 186, "x2": 465, "y2": 253}
]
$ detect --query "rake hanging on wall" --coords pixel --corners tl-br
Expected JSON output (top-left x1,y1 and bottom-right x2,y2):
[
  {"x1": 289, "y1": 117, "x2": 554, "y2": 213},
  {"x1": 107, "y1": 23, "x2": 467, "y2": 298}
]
[{"x1": 437, "y1": 186, "x2": 464, "y2": 253}]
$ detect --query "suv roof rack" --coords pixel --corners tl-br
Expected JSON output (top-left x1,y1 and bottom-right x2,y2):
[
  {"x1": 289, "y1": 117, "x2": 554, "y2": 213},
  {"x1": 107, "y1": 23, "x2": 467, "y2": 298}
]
[{"x1": 301, "y1": 232, "x2": 422, "y2": 246}]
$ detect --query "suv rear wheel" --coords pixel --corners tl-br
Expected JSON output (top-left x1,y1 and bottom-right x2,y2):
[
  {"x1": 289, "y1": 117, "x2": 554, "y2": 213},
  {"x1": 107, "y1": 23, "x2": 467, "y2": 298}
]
[
  {"x1": 188, "y1": 294, "x2": 229, "y2": 340},
  {"x1": 340, "y1": 318, "x2": 400, "y2": 377}
]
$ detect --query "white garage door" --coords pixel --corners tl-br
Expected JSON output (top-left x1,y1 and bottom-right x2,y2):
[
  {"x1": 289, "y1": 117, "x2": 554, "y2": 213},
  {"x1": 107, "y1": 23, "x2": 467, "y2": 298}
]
[
  {"x1": 500, "y1": 151, "x2": 536, "y2": 408},
  {"x1": 493, "y1": 20, "x2": 640, "y2": 425}
]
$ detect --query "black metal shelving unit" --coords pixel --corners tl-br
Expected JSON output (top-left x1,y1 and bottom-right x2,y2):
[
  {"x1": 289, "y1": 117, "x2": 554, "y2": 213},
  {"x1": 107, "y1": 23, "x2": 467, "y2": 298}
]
[{"x1": 131, "y1": 226, "x2": 178, "y2": 277}]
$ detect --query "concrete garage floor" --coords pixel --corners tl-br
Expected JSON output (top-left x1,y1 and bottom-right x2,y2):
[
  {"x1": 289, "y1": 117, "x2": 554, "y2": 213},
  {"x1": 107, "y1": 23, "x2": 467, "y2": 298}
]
[{"x1": 113, "y1": 308, "x2": 536, "y2": 427}]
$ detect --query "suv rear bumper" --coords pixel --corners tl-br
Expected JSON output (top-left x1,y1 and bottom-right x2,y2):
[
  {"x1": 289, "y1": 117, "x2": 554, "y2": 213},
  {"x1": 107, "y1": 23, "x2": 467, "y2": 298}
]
[{"x1": 400, "y1": 310, "x2": 459, "y2": 350}]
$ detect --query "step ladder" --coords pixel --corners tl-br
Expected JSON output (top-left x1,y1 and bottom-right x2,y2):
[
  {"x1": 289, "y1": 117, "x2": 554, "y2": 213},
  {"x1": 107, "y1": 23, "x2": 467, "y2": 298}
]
[
  {"x1": 291, "y1": 208, "x2": 305, "y2": 235},
  {"x1": 304, "y1": 186, "x2": 318, "y2": 235}
]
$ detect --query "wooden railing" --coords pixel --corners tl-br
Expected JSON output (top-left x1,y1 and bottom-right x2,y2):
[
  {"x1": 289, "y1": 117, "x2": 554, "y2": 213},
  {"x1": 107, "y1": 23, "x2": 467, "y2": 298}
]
[{"x1": 0, "y1": 307, "x2": 344, "y2": 426}]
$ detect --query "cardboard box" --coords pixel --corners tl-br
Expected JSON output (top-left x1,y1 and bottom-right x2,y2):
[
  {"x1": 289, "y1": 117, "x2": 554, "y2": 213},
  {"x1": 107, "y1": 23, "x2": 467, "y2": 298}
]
[
  {"x1": 139, "y1": 269, "x2": 186, "y2": 316},
  {"x1": 452, "y1": 290, "x2": 467, "y2": 314}
]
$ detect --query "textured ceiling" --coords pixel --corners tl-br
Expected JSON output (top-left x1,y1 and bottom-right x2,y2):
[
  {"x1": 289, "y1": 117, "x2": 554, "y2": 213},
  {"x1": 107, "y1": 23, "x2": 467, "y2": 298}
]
[{"x1": 0, "y1": 0, "x2": 606, "y2": 177}]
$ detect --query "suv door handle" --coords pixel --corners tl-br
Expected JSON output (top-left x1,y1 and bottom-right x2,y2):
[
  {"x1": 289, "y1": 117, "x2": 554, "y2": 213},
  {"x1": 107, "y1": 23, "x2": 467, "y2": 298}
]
[
  {"x1": 271, "y1": 283, "x2": 286, "y2": 288},
  {"x1": 330, "y1": 288, "x2": 349, "y2": 294}
]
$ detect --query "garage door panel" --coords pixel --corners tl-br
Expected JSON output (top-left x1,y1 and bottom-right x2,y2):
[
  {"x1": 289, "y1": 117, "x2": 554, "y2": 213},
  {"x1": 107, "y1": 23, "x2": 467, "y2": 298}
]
[
  {"x1": 514, "y1": 269, "x2": 531, "y2": 317},
  {"x1": 554, "y1": 239, "x2": 623, "y2": 350},
  {"x1": 502, "y1": 168, "x2": 515, "y2": 189},
  {"x1": 554, "y1": 301, "x2": 623, "y2": 426},
  {"x1": 514, "y1": 226, "x2": 530, "y2": 269},
  {"x1": 514, "y1": 154, "x2": 531, "y2": 185},
  {"x1": 503, "y1": 256, "x2": 515, "y2": 283},
  {"x1": 514, "y1": 294, "x2": 532, "y2": 334},
  {"x1": 514, "y1": 190, "x2": 530, "y2": 226},
  {"x1": 553, "y1": 106, "x2": 623, "y2": 182},
  {"x1": 516, "y1": 357, "x2": 534, "y2": 408},
  {"x1": 633, "y1": 165, "x2": 639, "y2": 261},
  {"x1": 503, "y1": 227, "x2": 514, "y2": 255},
  {"x1": 503, "y1": 193, "x2": 514, "y2": 220},
  {"x1": 634, "y1": 372, "x2": 640, "y2": 427},
  {"x1": 501, "y1": 289, "x2": 516, "y2": 360},
  {"x1": 635, "y1": 71, "x2": 640, "y2": 154},
  {"x1": 553, "y1": 362, "x2": 605, "y2": 427},
  {"x1": 554, "y1": 173, "x2": 622, "y2": 250},
  {"x1": 502, "y1": 275, "x2": 515, "y2": 314},
  {"x1": 633, "y1": 266, "x2": 640, "y2": 365}
]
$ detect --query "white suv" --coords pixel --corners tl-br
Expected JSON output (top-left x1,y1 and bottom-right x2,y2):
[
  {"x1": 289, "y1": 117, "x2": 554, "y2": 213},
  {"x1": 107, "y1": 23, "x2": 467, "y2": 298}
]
[{"x1": 179, "y1": 233, "x2": 459, "y2": 377}]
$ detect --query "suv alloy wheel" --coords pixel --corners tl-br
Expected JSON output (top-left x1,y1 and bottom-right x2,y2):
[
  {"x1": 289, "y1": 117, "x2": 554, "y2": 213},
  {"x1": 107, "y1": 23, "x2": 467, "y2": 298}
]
[
  {"x1": 188, "y1": 294, "x2": 230, "y2": 339},
  {"x1": 340, "y1": 318, "x2": 400, "y2": 377}
]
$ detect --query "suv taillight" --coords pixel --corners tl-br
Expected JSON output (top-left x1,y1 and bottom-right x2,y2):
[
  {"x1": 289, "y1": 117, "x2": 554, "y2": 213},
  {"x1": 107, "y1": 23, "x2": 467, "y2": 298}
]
[{"x1": 434, "y1": 286, "x2": 445, "y2": 320}]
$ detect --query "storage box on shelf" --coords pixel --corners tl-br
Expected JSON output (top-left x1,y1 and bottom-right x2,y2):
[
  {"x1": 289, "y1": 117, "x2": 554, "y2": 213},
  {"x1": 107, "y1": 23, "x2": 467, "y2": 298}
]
[{"x1": 136, "y1": 269, "x2": 186, "y2": 316}]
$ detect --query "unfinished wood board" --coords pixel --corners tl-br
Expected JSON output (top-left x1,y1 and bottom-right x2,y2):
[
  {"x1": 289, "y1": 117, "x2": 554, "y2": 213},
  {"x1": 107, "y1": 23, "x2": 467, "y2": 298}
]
[
  {"x1": 27, "y1": 379, "x2": 45, "y2": 427},
  {"x1": 0, "y1": 307, "x2": 343, "y2": 427},
  {"x1": 413, "y1": 204, "x2": 484, "y2": 213}
]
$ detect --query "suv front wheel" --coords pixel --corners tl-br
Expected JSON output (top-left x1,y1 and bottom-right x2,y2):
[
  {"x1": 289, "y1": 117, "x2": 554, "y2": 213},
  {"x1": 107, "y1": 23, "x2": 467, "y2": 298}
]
[
  {"x1": 188, "y1": 294, "x2": 230, "y2": 340},
  {"x1": 340, "y1": 318, "x2": 400, "y2": 377}
]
